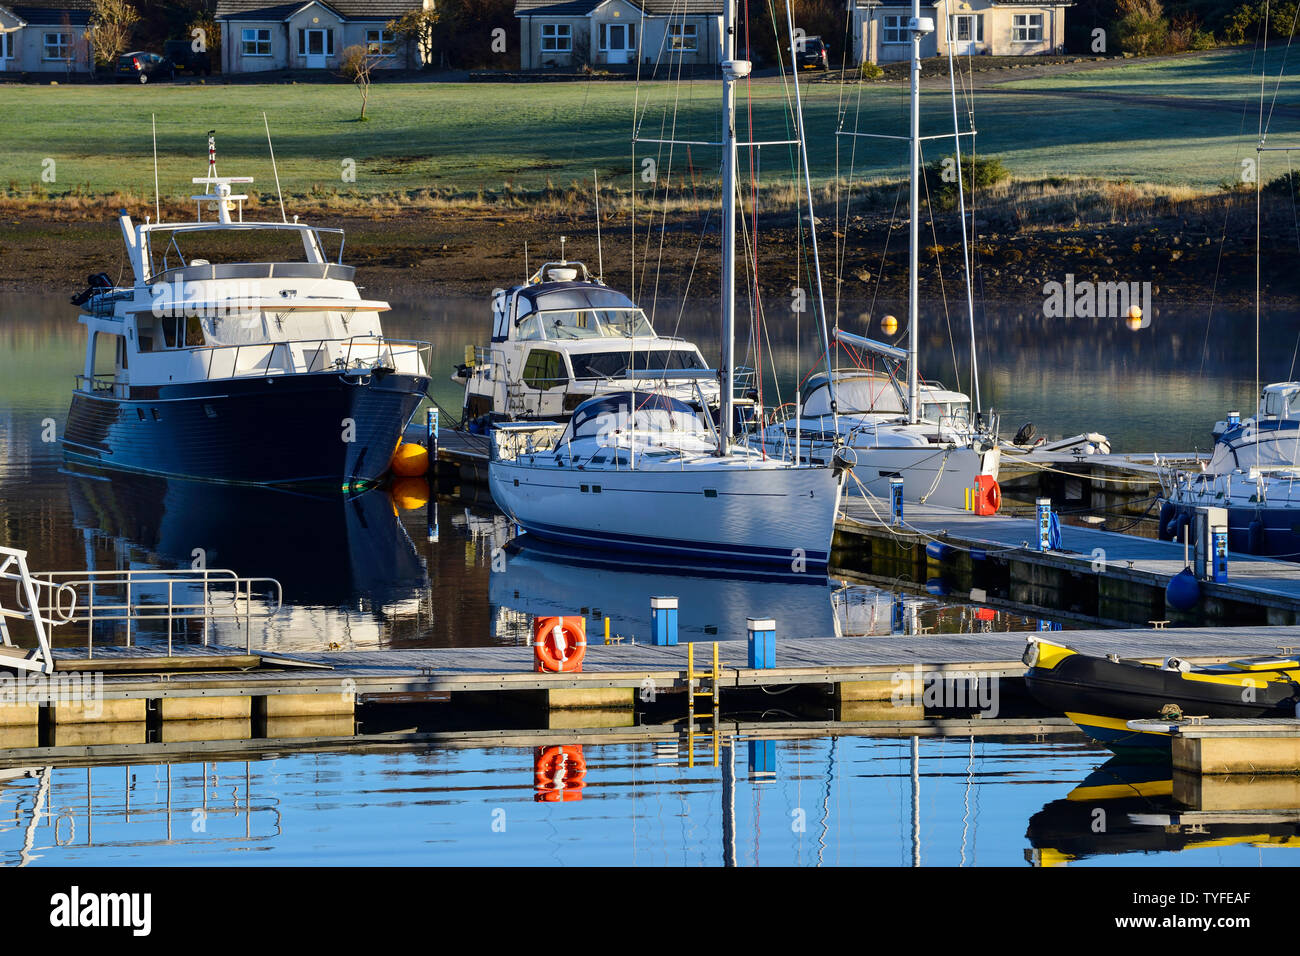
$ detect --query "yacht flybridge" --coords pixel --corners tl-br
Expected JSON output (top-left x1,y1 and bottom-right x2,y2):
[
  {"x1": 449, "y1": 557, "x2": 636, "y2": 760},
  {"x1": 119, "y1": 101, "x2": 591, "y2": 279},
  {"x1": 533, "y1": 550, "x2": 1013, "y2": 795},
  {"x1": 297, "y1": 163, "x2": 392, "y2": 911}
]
[
  {"x1": 63, "y1": 134, "x2": 431, "y2": 488},
  {"x1": 456, "y1": 255, "x2": 718, "y2": 432}
]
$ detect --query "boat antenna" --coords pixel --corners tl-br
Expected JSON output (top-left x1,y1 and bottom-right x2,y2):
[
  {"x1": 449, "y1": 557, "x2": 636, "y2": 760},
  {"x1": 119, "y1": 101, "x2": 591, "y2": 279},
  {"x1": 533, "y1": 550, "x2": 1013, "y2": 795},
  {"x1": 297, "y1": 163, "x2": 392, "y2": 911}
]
[
  {"x1": 784, "y1": 0, "x2": 838, "y2": 432},
  {"x1": 559, "y1": 235, "x2": 567, "y2": 265},
  {"x1": 151, "y1": 113, "x2": 161, "y2": 223},
  {"x1": 593, "y1": 170, "x2": 604, "y2": 281},
  {"x1": 524, "y1": 240, "x2": 529, "y2": 281},
  {"x1": 263, "y1": 111, "x2": 288, "y2": 224},
  {"x1": 207, "y1": 128, "x2": 217, "y2": 177}
]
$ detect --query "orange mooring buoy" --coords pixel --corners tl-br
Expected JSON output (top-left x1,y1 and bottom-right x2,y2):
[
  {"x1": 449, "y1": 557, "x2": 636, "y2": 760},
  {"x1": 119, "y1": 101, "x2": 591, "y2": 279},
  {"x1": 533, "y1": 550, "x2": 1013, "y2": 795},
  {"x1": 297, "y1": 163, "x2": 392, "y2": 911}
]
[{"x1": 390, "y1": 441, "x2": 429, "y2": 477}]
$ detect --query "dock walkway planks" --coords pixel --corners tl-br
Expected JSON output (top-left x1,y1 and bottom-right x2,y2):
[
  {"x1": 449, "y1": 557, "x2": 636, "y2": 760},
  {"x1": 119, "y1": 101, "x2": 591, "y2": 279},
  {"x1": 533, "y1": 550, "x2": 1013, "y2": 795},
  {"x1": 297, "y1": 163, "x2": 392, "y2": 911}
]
[{"x1": 51, "y1": 625, "x2": 1300, "y2": 700}]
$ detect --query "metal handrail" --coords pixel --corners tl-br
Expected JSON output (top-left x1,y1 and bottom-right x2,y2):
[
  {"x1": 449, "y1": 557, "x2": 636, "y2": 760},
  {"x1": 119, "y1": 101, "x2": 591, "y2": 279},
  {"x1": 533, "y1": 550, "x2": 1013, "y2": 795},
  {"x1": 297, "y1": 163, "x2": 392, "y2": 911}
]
[
  {"x1": 198, "y1": 333, "x2": 431, "y2": 382},
  {"x1": 17, "y1": 567, "x2": 283, "y2": 657}
]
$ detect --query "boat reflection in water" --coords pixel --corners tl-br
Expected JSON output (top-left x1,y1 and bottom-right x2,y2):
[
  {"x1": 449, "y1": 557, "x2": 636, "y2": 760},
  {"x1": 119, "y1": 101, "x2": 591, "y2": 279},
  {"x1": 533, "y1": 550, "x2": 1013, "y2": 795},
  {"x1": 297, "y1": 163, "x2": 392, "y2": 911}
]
[
  {"x1": 488, "y1": 537, "x2": 933, "y2": 644},
  {"x1": 1025, "y1": 757, "x2": 1300, "y2": 865},
  {"x1": 63, "y1": 466, "x2": 430, "y2": 650}
]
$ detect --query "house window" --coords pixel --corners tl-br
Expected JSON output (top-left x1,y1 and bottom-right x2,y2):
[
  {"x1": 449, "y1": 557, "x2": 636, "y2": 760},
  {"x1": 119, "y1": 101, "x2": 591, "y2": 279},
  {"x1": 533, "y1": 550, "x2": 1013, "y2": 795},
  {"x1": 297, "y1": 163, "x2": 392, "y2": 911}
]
[
  {"x1": 541, "y1": 23, "x2": 571, "y2": 53},
  {"x1": 668, "y1": 22, "x2": 697, "y2": 51},
  {"x1": 366, "y1": 29, "x2": 395, "y2": 56},
  {"x1": 1012, "y1": 13, "x2": 1043, "y2": 42},
  {"x1": 0, "y1": 32, "x2": 13, "y2": 60},
  {"x1": 241, "y1": 28, "x2": 271, "y2": 56},
  {"x1": 881, "y1": 16, "x2": 907, "y2": 44},
  {"x1": 43, "y1": 32, "x2": 70, "y2": 61},
  {"x1": 297, "y1": 28, "x2": 335, "y2": 56},
  {"x1": 948, "y1": 14, "x2": 983, "y2": 43}
]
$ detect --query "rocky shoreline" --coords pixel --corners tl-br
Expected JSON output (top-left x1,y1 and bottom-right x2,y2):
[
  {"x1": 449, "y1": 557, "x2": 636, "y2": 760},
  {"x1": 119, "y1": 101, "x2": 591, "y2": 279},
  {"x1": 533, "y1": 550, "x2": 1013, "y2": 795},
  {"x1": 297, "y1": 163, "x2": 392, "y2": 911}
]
[{"x1": 0, "y1": 203, "x2": 1292, "y2": 307}]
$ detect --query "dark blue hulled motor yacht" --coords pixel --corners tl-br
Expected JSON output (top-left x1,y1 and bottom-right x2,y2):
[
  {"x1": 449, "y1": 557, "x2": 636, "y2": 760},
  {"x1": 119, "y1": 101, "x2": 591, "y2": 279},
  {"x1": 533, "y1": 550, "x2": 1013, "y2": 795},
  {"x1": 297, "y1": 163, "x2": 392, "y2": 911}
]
[{"x1": 63, "y1": 136, "x2": 431, "y2": 489}]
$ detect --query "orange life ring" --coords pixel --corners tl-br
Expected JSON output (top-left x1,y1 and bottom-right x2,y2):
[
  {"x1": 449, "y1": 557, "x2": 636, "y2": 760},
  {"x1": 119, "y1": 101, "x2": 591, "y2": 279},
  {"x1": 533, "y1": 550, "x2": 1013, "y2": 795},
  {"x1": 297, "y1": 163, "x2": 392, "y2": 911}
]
[
  {"x1": 533, "y1": 616, "x2": 587, "y2": 673},
  {"x1": 534, "y1": 745, "x2": 586, "y2": 802},
  {"x1": 975, "y1": 475, "x2": 1001, "y2": 516}
]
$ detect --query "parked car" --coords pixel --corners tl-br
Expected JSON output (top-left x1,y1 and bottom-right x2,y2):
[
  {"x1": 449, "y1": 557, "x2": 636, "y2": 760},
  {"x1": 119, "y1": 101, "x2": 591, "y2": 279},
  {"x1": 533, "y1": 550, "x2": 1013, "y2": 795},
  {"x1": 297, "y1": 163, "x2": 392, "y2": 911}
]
[
  {"x1": 115, "y1": 51, "x2": 175, "y2": 84},
  {"x1": 164, "y1": 40, "x2": 212, "y2": 76},
  {"x1": 797, "y1": 36, "x2": 829, "y2": 70}
]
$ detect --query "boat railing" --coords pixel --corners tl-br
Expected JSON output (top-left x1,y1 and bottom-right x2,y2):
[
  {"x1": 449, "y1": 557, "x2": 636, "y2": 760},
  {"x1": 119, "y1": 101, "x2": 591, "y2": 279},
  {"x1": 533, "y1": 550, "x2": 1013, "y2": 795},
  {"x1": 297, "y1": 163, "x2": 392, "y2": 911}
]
[
  {"x1": 73, "y1": 373, "x2": 129, "y2": 398},
  {"x1": 199, "y1": 334, "x2": 431, "y2": 382},
  {"x1": 492, "y1": 421, "x2": 566, "y2": 461}
]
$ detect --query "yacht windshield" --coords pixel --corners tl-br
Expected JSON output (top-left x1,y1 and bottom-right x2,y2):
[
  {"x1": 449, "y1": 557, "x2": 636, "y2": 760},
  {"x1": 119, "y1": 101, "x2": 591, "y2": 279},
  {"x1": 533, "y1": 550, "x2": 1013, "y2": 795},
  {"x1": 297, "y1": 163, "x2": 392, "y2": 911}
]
[
  {"x1": 571, "y1": 348, "x2": 706, "y2": 379},
  {"x1": 146, "y1": 226, "x2": 322, "y2": 276},
  {"x1": 535, "y1": 307, "x2": 654, "y2": 340}
]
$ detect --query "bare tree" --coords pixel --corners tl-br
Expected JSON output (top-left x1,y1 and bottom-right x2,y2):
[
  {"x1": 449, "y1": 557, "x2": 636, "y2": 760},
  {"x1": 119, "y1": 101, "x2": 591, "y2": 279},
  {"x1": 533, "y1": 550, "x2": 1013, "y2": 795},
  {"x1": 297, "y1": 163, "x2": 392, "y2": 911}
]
[
  {"x1": 87, "y1": 0, "x2": 139, "y2": 70},
  {"x1": 338, "y1": 45, "x2": 380, "y2": 120}
]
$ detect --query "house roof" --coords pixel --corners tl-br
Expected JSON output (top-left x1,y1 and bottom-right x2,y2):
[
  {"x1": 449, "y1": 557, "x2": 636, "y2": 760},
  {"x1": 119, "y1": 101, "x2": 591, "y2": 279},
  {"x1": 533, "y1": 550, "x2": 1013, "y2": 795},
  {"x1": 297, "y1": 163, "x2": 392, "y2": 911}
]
[
  {"x1": 215, "y1": 0, "x2": 421, "y2": 21},
  {"x1": 850, "y1": 0, "x2": 1071, "y2": 5},
  {"x1": 514, "y1": 0, "x2": 722, "y2": 16},
  {"x1": 6, "y1": 0, "x2": 93, "y2": 25}
]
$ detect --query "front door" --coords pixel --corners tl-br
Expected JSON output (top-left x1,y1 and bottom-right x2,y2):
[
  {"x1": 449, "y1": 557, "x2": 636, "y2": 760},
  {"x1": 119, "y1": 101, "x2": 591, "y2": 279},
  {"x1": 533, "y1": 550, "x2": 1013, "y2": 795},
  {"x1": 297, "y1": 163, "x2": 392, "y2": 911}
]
[
  {"x1": 305, "y1": 29, "x2": 327, "y2": 68},
  {"x1": 949, "y1": 15, "x2": 977, "y2": 54},
  {"x1": 606, "y1": 23, "x2": 629, "y2": 65}
]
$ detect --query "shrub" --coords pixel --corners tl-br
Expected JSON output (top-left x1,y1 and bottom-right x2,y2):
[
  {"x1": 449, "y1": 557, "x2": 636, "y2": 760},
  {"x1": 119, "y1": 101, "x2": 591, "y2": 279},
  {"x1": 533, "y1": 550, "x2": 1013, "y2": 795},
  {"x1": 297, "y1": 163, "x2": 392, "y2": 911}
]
[
  {"x1": 924, "y1": 154, "x2": 1010, "y2": 209},
  {"x1": 860, "y1": 62, "x2": 884, "y2": 79},
  {"x1": 1115, "y1": 0, "x2": 1171, "y2": 53}
]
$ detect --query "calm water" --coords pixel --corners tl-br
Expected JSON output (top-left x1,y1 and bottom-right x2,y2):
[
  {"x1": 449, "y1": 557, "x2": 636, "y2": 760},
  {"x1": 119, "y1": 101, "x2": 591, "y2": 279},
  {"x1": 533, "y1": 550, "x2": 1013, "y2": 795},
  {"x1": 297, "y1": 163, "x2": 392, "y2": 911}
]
[
  {"x1": 1, "y1": 289, "x2": 1297, "y2": 866},
  {"x1": 1, "y1": 737, "x2": 1295, "y2": 867}
]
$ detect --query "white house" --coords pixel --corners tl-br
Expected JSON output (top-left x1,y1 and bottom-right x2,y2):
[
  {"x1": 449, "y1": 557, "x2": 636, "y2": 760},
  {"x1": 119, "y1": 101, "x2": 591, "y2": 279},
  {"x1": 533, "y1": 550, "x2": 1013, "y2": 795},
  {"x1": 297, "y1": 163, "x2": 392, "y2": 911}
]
[
  {"x1": 0, "y1": 0, "x2": 93, "y2": 74},
  {"x1": 217, "y1": 0, "x2": 433, "y2": 73},
  {"x1": 849, "y1": 0, "x2": 1071, "y2": 64},
  {"x1": 514, "y1": 0, "x2": 724, "y2": 70}
]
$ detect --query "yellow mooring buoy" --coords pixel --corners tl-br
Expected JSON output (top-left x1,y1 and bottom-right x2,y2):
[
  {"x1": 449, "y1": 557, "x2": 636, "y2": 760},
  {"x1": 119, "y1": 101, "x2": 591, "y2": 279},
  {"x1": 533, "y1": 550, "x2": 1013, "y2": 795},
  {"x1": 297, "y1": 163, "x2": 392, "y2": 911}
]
[{"x1": 390, "y1": 441, "x2": 429, "y2": 477}]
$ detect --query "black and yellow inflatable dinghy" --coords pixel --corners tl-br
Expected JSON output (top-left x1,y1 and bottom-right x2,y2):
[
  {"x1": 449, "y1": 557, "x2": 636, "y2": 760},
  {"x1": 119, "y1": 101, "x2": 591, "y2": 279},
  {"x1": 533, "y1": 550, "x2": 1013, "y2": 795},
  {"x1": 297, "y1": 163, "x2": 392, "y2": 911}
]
[{"x1": 1022, "y1": 638, "x2": 1300, "y2": 751}]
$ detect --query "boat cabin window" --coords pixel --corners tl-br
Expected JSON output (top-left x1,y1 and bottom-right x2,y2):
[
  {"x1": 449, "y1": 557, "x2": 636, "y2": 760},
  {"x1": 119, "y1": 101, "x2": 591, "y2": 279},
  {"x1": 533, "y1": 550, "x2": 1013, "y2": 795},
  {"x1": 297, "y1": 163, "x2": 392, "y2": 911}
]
[
  {"x1": 1262, "y1": 386, "x2": 1300, "y2": 418},
  {"x1": 522, "y1": 349, "x2": 569, "y2": 390},
  {"x1": 923, "y1": 400, "x2": 970, "y2": 426},
  {"x1": 571, "y1": 348, "x2": 707, "y2": 379},
  {"x1": 154, "y1": 316, "x2": 207, "y2": 350}
]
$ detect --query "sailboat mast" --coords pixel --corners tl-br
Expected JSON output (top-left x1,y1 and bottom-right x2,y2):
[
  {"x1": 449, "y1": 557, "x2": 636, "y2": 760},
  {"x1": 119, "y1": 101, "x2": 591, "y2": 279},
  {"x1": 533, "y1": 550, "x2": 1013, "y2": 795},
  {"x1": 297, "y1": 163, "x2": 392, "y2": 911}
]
[
  {"x1": 907, "y1": 0, "x2": 922, "y2": 425},
  {"x1": 719, "y1": 0, "x2": 741, "y2": 455}
]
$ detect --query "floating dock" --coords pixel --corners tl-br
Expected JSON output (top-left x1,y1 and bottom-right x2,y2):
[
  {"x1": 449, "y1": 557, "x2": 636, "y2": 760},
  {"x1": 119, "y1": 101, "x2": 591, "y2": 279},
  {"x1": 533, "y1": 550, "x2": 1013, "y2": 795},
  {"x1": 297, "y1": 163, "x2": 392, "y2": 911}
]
[
  {"x1": 2, "y1": 627, "x2": 1298, "y2": 756},
  {"x1": 836, "y1": 500, "x2": 1300, "y2": 627}
]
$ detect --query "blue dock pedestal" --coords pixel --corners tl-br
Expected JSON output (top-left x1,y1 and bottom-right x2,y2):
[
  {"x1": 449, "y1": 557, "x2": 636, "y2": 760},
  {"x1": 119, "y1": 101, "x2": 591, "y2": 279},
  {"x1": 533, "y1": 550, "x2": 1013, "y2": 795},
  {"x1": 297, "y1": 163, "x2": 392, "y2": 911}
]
[
  {"x1": 1036, "y1": 498, "x2": 1052, "y2": 552},
  {"x1": 890, "y1": 477, "x2": 905, "y2": 527},
  {"x1": 1212, "y1": 526, "x2": 1229, "y2": 583},
  {"x1": 747, "y1": 617, "x2": 775, "y2": 669},
  {"x1": 748, "y1": 739, "x2": 776, "y2": 778},
  {"x1": 651, "y1": 596, "x2": 678, "y2": 646}
]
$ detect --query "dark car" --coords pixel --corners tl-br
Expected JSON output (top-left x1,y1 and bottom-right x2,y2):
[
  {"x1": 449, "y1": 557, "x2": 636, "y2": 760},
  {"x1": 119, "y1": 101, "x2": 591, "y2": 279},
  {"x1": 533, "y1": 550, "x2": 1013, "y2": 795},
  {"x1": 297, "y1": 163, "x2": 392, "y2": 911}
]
[
  {"x1": 115, "y1": 51, "x2": 175, "y2": 83},
  {"x1": 797, "y1": 36, "x2": 829, "y2": 70},
  {"x1": 164, "y1": 39, "x2": 212, "y2": 76}
]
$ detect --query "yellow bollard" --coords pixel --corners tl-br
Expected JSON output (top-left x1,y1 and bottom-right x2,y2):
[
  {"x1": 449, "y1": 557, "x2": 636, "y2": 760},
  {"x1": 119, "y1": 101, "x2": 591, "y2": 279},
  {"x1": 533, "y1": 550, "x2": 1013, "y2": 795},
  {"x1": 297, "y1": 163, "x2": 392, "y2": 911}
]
[{"x1": 604, "y1": 616, "x2": 611, "y2": 645}]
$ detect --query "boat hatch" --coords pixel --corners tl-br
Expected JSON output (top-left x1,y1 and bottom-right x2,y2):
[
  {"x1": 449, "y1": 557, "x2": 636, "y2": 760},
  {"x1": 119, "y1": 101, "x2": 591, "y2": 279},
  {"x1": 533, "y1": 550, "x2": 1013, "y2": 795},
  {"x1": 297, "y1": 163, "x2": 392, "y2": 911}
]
[{"x1": 1223, "y1": 658, "x2": 1299, "y2": 671}]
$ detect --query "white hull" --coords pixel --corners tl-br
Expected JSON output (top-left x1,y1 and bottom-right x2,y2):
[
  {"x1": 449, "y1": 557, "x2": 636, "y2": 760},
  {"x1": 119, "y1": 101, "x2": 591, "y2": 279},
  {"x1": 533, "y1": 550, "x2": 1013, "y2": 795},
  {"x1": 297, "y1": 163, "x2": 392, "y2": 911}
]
[
  {"x1": 489, "y1": 458, "x2": 843, "y2": 567},
  {"x1": 757, "y1": 432, "x2": 998, "y2": 509}
]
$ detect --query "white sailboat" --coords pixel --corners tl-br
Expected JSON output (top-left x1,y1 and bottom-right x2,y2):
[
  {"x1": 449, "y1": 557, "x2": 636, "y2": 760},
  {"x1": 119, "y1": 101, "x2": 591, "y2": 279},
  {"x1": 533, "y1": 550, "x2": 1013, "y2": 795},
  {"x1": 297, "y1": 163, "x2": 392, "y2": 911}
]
[
  {"x1": 488, "y1": 5, "x2": 849, "y2": 568},
  {"x1": 759, "y1": 7, "x2": 999, "y2": 510}
]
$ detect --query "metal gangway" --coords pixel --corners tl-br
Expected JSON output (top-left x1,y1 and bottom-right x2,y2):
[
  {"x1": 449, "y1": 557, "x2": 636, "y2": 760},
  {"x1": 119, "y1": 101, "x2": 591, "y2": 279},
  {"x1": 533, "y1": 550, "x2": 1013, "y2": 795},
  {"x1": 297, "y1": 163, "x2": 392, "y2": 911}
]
[{"x1": 0, "y1": 546, "x2": 283, "y2": 672}]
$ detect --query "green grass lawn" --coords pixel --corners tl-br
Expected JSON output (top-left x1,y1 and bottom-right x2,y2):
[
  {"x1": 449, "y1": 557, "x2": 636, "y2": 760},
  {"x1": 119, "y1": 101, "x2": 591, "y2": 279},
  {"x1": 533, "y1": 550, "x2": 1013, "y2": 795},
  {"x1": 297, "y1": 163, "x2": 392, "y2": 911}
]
[{"x1": 0, "y1": 47, "x2": 1291, "y2": 206}]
